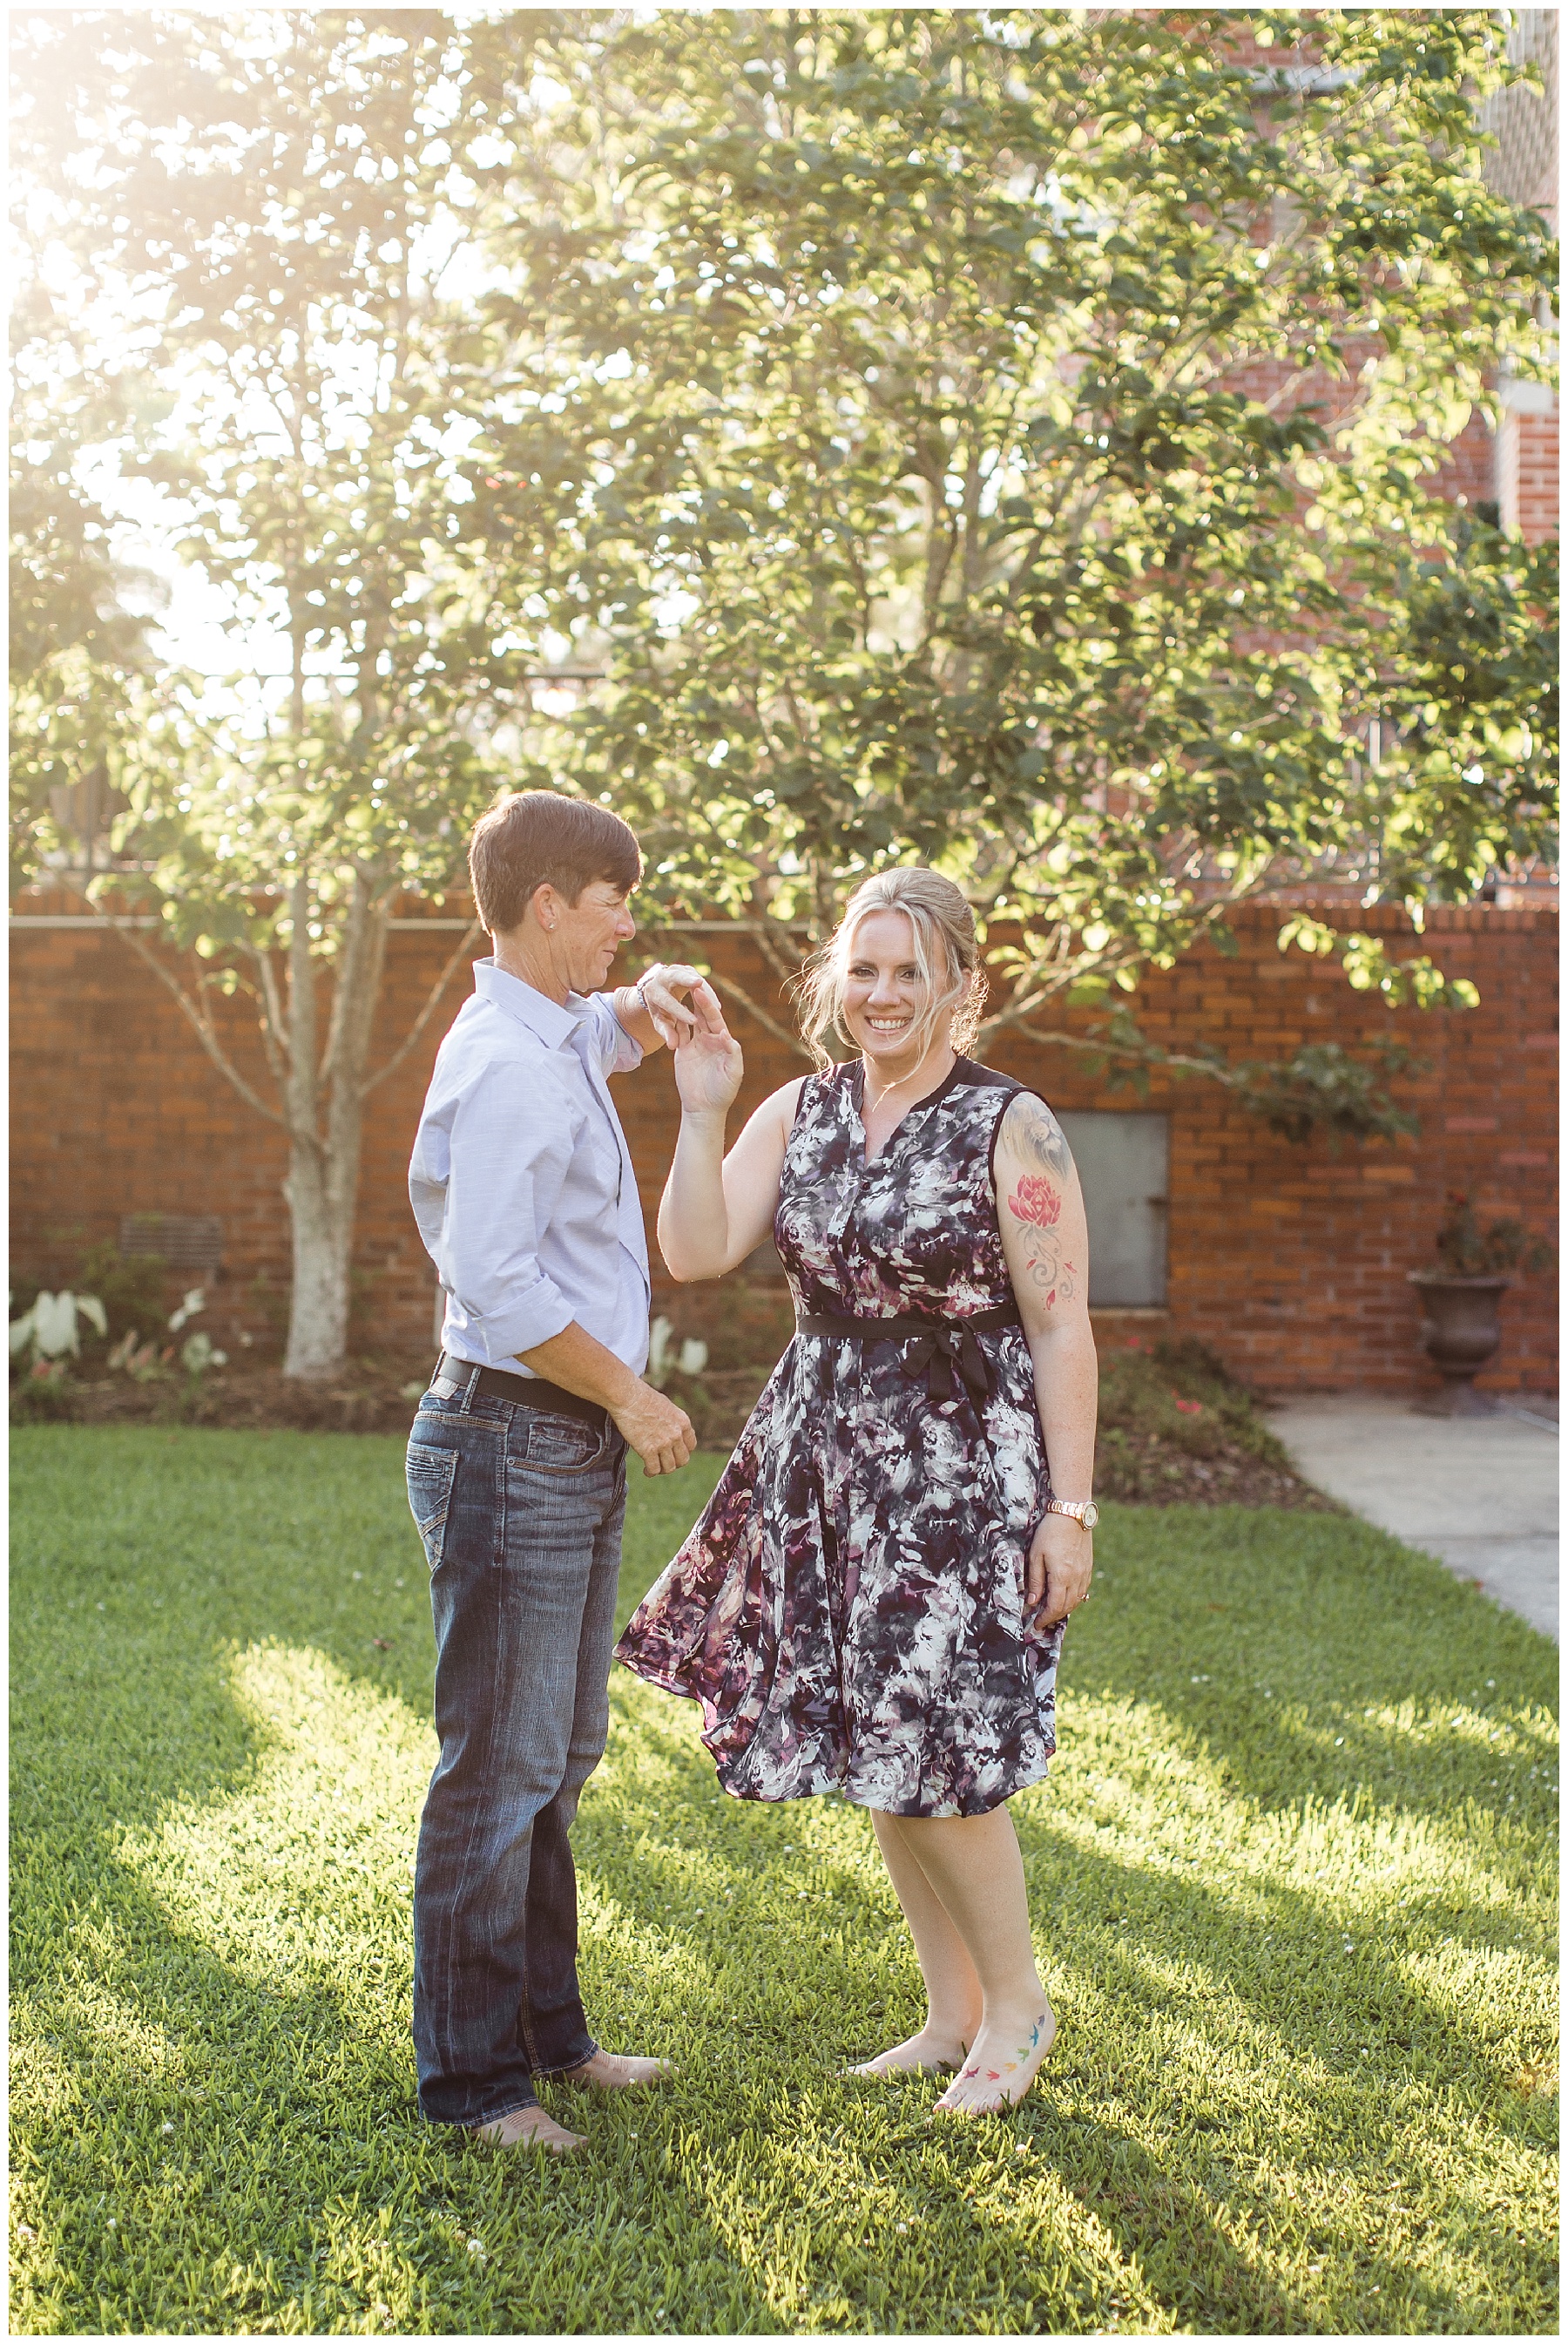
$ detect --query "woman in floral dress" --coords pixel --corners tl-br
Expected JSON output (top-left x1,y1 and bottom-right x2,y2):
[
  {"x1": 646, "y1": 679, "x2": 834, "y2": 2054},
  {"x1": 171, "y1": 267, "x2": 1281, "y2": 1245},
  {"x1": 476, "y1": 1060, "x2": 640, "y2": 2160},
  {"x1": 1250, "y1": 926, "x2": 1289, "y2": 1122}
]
[{"x1": 618, "y1": 868, "x2": 1098, "y2": 2116}]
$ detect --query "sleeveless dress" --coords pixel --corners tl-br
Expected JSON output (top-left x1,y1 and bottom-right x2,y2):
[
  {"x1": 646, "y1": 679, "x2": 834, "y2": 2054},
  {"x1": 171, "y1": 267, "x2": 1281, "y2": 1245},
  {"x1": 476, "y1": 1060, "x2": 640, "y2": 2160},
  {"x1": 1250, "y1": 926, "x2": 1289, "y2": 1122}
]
[{"x1": 613, "y1": 1057, "x2": 1064, "y2": 1819}]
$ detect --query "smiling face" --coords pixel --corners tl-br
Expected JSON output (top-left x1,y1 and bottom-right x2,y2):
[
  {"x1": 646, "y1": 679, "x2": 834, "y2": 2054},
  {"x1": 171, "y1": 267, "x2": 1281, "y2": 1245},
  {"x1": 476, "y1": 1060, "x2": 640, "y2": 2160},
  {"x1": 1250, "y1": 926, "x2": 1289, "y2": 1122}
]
[
  {"x1": 840, "y1": 907, "x2": 962, "y2": 1074},
  {"x1": 537, "y1": 877, "x2": 637, "y2": 995}
]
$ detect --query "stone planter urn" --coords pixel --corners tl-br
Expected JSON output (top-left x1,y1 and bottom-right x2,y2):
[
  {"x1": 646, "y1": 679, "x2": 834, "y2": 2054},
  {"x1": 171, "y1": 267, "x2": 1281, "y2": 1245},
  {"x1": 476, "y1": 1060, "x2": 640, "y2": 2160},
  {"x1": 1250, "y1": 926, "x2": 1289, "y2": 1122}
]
[{"x1": 1407, "y1": 1270, "x2": 1510, "y2": 1417}]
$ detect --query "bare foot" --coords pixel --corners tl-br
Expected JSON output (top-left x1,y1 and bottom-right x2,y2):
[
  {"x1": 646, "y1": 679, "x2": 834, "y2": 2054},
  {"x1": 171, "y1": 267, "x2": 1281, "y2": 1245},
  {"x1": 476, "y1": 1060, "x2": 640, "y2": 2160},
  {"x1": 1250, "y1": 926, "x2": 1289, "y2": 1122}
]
[
  {"x1": 564, "y1": 2049, "x2": 673, "y2": 2090},
  {"x1": 844, "y1": 2026, "x2": 969, "y2": 2079},
  {"x1": 472, "y1": 2105, "x2": 586, "y2": 2154},
  {"x1": 933, "y1": 2004, "x2": 1056, "y2": 2117}
]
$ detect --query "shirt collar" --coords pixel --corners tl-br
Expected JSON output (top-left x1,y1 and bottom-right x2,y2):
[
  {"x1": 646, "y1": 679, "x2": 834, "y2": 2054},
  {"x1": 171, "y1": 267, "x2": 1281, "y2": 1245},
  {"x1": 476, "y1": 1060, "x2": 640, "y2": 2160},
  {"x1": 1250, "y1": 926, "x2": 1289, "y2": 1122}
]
[{"x1": 473, "y1": 957, "x2": 590, "y2": 1050}]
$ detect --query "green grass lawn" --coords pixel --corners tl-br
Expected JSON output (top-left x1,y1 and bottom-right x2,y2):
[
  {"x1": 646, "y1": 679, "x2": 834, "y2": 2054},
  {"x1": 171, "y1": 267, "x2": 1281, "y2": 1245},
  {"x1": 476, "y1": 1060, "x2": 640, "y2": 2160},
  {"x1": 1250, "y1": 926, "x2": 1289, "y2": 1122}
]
[{"x1": 10, "y1": 1427, "x2": 1558, "y2": 2336}]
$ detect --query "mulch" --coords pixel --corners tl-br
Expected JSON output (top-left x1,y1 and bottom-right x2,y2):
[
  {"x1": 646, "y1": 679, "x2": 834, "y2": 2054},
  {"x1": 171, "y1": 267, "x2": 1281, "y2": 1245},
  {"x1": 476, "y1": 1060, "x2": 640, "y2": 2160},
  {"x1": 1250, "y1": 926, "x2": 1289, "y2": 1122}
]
[
  {"x1": 13, "y1": 1357, "x2": 1335, "y2": 1510},
  {"x1": 1093, "y1": 1428, "x2": 1341, "y2": 1512},
  {"x1": 13, "y1": 1357, "x2": 431, "y2": 1436}
]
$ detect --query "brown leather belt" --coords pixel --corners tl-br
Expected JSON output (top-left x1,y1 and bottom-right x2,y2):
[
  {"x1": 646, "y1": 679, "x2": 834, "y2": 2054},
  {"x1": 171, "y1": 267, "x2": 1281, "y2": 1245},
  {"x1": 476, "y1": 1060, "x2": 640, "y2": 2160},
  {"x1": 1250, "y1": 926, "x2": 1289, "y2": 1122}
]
[
  {"x1": 794, "y1": 1304, "x2": 1020, "y2": 1404},
  {"x1": 434, "y1": 1352, "x2": 609, "y2": 1432}
]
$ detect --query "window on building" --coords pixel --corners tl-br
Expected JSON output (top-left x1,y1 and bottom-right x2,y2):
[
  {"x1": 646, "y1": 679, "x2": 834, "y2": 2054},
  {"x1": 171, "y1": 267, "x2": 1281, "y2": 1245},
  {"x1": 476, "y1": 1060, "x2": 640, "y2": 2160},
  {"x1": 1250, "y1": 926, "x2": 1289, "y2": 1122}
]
[{"x1": 1056, "y1": 1112, "x2": 1169, "y2": 1308}]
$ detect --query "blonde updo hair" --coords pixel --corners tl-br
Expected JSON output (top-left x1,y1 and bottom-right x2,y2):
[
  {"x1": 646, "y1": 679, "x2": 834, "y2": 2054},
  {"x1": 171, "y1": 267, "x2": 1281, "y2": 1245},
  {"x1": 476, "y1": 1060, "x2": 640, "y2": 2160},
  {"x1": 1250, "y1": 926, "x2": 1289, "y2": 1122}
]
[{"x1": 794, "y1": 867, "x2": 987, "y2": 1071}]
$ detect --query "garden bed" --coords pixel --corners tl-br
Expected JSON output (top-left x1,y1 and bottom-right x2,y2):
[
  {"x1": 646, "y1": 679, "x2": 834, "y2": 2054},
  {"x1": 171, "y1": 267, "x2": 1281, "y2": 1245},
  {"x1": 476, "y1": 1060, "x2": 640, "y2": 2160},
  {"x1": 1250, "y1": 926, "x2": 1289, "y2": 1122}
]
[
  {"x1": 11, "y1": 1327, "x2": 1335, "y2": 1508},
  {"x1": 11, "y1": 1351, "x2": 436, "y2": 1435}
]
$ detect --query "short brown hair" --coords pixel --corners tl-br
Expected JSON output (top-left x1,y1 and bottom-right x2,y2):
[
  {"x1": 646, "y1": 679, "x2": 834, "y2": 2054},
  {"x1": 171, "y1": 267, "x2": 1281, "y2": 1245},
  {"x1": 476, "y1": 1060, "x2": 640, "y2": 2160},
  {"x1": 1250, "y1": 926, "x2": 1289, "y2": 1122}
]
[{"x1": 468, "y1": 791, "x2": 641, "y2": 936}]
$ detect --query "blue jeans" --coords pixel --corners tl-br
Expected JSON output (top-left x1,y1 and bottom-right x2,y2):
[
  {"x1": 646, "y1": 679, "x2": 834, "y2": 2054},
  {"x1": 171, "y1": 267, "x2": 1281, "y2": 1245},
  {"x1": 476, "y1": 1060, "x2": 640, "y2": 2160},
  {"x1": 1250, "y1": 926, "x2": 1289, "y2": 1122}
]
[{"x1": 406, "y1": 1369, "x2": 628, "y2": 2128}]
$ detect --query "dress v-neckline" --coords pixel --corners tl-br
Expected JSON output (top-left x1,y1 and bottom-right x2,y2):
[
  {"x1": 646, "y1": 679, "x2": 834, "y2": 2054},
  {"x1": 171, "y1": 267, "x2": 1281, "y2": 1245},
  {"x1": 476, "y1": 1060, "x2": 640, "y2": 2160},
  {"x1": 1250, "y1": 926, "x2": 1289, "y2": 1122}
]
[{"x1": 851, "y1": 1054, "x2": 970, "y2": 1167}]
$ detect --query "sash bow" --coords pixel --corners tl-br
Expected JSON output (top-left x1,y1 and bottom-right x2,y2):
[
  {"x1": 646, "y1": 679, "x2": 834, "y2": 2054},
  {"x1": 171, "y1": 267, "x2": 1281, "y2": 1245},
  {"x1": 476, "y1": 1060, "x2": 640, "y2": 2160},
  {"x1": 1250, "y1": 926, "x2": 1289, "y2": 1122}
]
[{"x1": 898, "y1": 1324, "x2": 994, "y2": 1406}]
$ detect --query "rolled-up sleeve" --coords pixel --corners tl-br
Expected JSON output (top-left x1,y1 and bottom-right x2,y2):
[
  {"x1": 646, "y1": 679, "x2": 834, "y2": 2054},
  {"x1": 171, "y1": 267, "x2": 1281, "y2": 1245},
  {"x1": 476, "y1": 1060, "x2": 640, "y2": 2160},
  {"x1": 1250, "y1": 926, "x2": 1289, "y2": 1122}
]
[
  {"x1": 433, "y1": 1057, "x2": 580, "y2": 1364},
  {"x1": 588, "y1": 991, "x2": 645, "y2": 1078}
]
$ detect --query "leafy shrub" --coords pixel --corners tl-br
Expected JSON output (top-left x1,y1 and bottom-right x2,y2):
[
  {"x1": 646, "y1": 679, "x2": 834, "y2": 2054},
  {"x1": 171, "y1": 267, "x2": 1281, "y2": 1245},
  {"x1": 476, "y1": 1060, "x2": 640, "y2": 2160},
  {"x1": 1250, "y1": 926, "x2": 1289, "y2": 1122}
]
[
  {"x1": 1094, "y1": 1335, "x2": 1305, "y2": 1502},
  {"x1": 1431, "y1": 1194, "x2": 1554, "y2": 1279},
  {"x1": 10, "y1": 1368, "x2": 83, "y2": 1422},
  {"x1": 73, "y1": 1244, "x2": 173, "y2": 1352}
]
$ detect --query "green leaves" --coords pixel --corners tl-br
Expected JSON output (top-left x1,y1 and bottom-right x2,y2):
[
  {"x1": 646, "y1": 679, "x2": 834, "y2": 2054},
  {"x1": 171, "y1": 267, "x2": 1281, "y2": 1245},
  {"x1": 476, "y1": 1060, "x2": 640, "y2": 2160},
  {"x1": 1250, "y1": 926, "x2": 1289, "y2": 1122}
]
[
  {"x1": 1431, "y1": 1191, "x2": 1555, "y2": 1278},
  {"x1": 1277, "y1": 918, "x2": 1481, "y2": 1011},
  {"x1": 1008, "y1": 1000, "x2": 1423, "y2": 1147},
  {"x1": 469, "y1": 6, "x2": 1553, "y2": 1041},
  {"x1": 9, "y1": 6, "x2": 1557, "y2": 1128},
  {"x1": 10, "y1": 8, "x2": 546, "y2": 943}
]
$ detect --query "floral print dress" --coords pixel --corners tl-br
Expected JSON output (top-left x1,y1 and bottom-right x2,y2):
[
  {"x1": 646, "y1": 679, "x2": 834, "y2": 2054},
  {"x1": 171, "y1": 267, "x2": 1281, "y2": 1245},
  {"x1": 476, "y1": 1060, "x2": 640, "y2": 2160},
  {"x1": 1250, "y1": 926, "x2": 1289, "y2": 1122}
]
[{"x1": 614, "y1": 1057, "x2": 1063, "y2": 1819}]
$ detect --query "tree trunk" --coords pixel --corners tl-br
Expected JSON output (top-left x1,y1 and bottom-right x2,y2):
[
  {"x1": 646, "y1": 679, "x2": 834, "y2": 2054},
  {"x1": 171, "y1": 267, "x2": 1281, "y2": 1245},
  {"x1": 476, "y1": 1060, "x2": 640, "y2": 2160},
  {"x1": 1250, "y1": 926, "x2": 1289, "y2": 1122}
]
[
  {"x1": 279, "y1": 872, "x2": 389, "y2": 1383},
  {"x1": 282, "y1": 1135, "x2": 356, "y2": 1380}
]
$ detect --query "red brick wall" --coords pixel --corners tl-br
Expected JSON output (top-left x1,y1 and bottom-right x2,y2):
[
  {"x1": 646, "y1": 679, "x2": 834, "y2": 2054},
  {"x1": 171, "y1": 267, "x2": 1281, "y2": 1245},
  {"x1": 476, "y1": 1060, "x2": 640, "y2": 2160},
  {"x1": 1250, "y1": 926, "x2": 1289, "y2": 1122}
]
[
  {"x1": 1499, "y1": 408, "x2": 1560, "y2": 544},
  {"x1": 10, "y1": 900, "x2": 1557, "y2": 1397}
]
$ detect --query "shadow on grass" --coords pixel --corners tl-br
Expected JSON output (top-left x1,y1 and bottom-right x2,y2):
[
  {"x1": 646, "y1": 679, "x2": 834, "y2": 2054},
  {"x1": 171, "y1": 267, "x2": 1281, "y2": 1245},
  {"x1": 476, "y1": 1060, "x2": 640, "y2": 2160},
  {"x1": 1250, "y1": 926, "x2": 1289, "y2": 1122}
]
[
  {"x1": 12, "y1": 1643, "x2": 779, "y2": 2334},
  {"x1": 578, "y1": 1674, "x2": 1555, "y2": 2335},
  {"x1": 10, "y1": 1431, "x2": 769, "y2": 2335},
  {"x1": 11, "y1": 1433, "x2": 1558, "y2": 2336},
  {"x1": 1065, "y1": 1502, "x2": 1556, "y2": 1805}
]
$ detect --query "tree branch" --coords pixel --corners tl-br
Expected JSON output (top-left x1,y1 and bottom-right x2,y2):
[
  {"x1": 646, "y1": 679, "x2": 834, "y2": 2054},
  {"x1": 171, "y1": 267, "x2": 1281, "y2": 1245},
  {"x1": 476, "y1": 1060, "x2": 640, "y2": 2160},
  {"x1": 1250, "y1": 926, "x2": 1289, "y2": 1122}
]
[
  {"x1": 68, "y1": 880, "x2": 292, "y2": 1133},
  {"x1": 1006, "y1": 1016, "x2": 1237, "y2": 1085},
  {"x1": 1003, "y1": 1014, "x2": 1418, "y2": 1144},
  {"x1": 242, "y1": 938, "x2": 291, "y2": 1092},
  {"x1": 750, "y1": 918, "x2": 810, "y2": 992},
  {"x1": 285, "y1": 871, "x2": 319, "y2": 1148},
  {"x1": 360, "y1": 918, "x2": 484, "y2": 1100},
  {"x1": 703, "y1": 967, "x2": 813, "y2": 1059}
]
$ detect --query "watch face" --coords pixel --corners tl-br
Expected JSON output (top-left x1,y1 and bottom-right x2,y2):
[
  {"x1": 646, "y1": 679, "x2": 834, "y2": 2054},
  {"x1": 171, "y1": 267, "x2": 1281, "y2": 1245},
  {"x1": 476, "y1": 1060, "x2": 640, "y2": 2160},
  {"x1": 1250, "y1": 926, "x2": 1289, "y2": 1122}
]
[{"x1": 1082, "y1": 1501, "x2": 1099, "y2": 1530}]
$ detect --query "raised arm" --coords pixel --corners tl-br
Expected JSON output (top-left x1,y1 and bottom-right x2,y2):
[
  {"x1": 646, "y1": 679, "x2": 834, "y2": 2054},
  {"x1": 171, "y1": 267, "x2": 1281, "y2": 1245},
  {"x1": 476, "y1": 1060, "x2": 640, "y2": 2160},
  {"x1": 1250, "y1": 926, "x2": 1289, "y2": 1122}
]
[
  {"x1": 993, "y1": 1091, "x2": 1098, "y2": 1628},
  {"x1": 657, "y1": 1006, "x2": 804, "y2": 1282}
]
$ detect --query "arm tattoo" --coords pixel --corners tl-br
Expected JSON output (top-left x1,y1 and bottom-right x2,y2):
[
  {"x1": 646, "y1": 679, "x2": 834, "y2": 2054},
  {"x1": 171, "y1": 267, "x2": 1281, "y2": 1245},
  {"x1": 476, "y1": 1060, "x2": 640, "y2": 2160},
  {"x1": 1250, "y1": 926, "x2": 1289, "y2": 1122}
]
[
  {"x1": 1005, "y1": 1174, "x2": 1078, "y2": 1308},
  {"x1": 999, "y1": 1099, "x2": 1078, "y2": 1310},
  {"x1": 1008, "y1": 1175, "x2": 1061, "y2": 1231},
  {"x1": 1011, "y1": 1095, "x2": 1073, "y2": 1179}
]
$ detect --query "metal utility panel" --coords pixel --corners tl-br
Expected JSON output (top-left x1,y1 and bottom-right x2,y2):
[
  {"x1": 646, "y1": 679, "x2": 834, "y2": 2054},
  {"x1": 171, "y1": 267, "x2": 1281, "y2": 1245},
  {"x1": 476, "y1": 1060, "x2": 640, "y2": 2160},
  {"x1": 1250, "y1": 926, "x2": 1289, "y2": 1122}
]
[
  {"x1": 1055, "y1": 1112, "x2": 1170, "y2": 1308},
  {"x1": 118, "y1": 1214, "x2": 225, "y2": 1277}
]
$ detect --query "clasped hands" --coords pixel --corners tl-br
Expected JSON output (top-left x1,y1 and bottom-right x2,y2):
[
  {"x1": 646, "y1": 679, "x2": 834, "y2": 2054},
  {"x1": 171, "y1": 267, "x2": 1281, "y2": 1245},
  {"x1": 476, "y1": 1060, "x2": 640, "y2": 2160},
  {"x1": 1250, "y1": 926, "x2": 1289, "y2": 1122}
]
[{"x1": 638, "y1": 964, "x2": 745, "y2": 1114}]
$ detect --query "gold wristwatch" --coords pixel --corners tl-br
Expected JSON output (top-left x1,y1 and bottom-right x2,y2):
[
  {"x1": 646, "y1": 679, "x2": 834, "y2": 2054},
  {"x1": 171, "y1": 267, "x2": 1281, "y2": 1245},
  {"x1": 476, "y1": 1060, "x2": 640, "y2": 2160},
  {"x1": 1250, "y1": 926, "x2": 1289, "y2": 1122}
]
[{"x1": 1044, "y1": 1498, "x2": 1099, "y2": 1531}]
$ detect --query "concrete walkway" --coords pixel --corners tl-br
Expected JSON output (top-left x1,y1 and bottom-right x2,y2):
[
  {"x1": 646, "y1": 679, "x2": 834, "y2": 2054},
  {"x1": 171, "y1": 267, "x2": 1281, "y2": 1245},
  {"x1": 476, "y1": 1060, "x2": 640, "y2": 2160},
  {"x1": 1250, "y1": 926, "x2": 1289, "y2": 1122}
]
[{"x1": 1267, "y1": 1396, "x2": 1559, "y2": 1643}]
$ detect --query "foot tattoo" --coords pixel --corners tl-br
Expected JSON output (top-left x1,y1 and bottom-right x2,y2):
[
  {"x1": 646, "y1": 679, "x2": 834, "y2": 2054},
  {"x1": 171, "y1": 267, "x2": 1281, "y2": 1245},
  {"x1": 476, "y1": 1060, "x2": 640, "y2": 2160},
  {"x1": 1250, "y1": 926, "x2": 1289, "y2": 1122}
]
[{"x1": 932, "y1": 2006, "x2": 1056, "y2": 2118}]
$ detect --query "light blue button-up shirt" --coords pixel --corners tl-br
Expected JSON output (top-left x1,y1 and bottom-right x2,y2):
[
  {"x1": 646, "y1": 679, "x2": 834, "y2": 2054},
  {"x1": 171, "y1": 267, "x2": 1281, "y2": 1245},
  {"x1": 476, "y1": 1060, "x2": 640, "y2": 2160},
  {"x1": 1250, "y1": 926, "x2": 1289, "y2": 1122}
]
[{"x1": 409, "y1": 959, "x2": 651, "y2": 1377}]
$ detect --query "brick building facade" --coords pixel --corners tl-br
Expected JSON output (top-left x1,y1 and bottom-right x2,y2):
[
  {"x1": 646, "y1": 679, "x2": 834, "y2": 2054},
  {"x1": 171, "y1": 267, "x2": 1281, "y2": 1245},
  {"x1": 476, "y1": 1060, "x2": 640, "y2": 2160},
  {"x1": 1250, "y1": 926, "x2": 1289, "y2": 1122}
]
[{"x1": 10, "y1": 897, "x2": 1557, "y2": 1398}]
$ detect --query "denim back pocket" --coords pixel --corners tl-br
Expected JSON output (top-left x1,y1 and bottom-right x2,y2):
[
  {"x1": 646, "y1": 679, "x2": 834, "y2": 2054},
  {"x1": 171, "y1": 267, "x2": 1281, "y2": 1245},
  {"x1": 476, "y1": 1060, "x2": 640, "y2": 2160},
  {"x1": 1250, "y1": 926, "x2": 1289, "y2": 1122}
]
[
  {"x1": 407, "y1": 1441, "x2": 459, "y2": 1572},
  {"x1": 522, "y1": 1412, "x2": 611, "y2": 1474}
]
